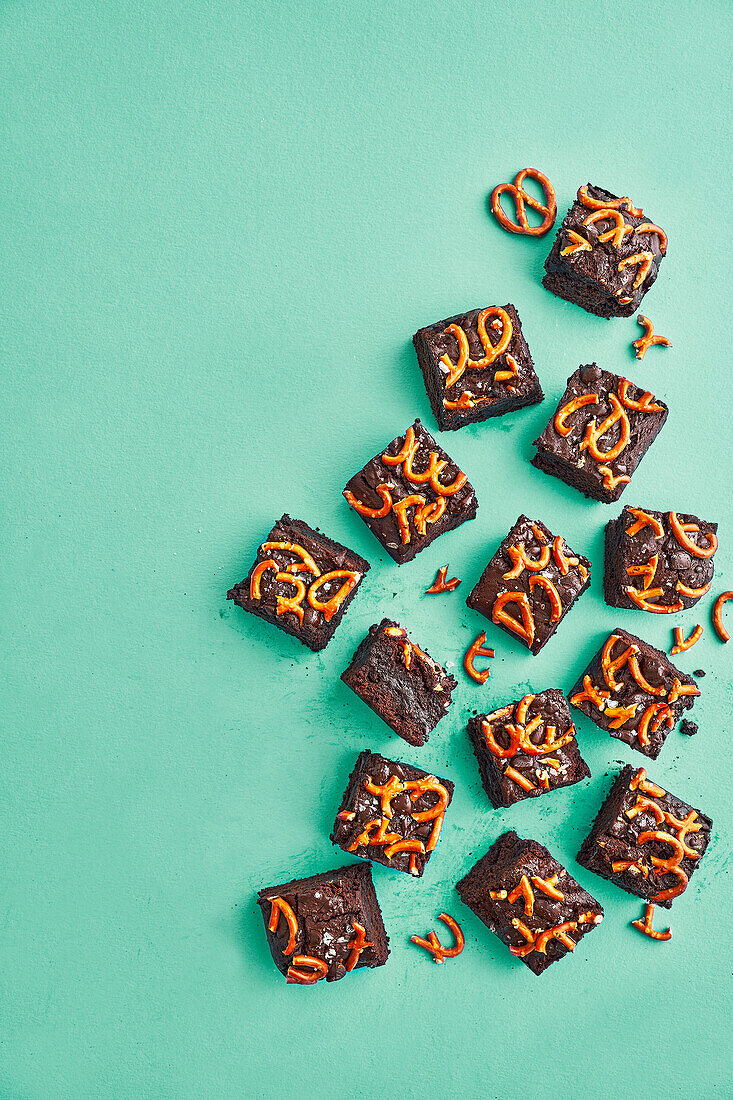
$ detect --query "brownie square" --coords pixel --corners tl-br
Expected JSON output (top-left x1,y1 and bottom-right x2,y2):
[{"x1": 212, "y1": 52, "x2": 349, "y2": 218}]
[
  {"x1": 341, "y1": 619, "x2": 456, "y2": 746},
  {"x1": 226, "y1": 514, "x2": 369, "y2": 652},
  {"x1": 532, "y1": 364, "x2": 668, "y2": 503},
  {"x1": 577, "y1": 765, "x2": 713, "y2": 908},
  {"x1": 568, "y1": 627, "x2": 700, "y2": 759},
  {"x1": 412, "y1": 303, "x2": 544, "y2": 431},
  {"x1": 467, "y1": 689, "x2": 590, "y2": 808},
  {"x1": 466, "y1": 515, "x2": 590, "y2": 654},
  {"x1": 543, "y1": 183, "x2": 667, "y2": 318},
  {"x1": 330, "y1": 750, "x2": 454, "y2": 878},
  {"x1": 456, "y1": 832, "x2": 603, "y2": 974},
  {"x1": 604, "y1": 506, "x2": 719, "y2": 612},
  {"x1": 257, "y1": 862, "x2": 389, "y2": 983},
  {"x1": 343, "y1": 419, "x2": 478, "y2": 564}
]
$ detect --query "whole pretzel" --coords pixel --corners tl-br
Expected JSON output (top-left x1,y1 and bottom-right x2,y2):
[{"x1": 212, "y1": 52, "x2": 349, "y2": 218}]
[{"x1": 490, "y1": 168, "x2": 557, "y2": 236}]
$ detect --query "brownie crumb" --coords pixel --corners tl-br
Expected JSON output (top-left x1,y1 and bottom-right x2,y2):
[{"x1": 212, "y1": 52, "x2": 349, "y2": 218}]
[
  {"x1": 680, "y1": 719, "x2": 698, "y2": 736},
  {"x1": 694, "y1": 669, "x2": 706, "y2": 677}
]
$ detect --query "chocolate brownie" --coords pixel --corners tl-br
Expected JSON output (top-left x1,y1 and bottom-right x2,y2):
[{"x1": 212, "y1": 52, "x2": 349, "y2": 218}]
[
  {"x1": 532, "y1": 365, "x2": 668, "y2": 503},
  {"x1": 341, "y1": 619, "x2": 456, "y2": 746},
  {"x1": 456, "y1": 832, "x2": 603, "y2": 975},
  {"x1": 226, "y1": 515, "x2": 369, "y2": 651},
  {"x1": 466, "y1": 515, "x2": 590, "y2": 654},
  {"x1": 568, "y1": 627, "x2": 700, "y2": 759},
  {"x1": 330, "y1": 750, "x2": 454, "y2": 878},
  {"x1": 604, "y1": 506, "x2": 718, "y2": 612},
  {"x1": 257, "y1": 862, "x2": 389, "y2": 983},
  {"x1": 343, "y1": 420, "x2": 477, "y2": 564},
  {"x1": 467, "y1": 689, "x2": 590, "y2": 807},
  {"x1": 577, "y1": 765, "x2": 712, "y2": 907},
  {"x1": 412, "y1": 303, "x2": 543, "y2": 431},
  {"x1": 543, "y1": 183, "x2": 667, "y2": 318}
]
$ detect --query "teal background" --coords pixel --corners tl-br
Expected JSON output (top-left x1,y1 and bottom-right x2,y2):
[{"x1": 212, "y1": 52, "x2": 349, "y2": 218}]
[{"x1": 2, "y1": 1, "x2": 732, "y2": 1096}]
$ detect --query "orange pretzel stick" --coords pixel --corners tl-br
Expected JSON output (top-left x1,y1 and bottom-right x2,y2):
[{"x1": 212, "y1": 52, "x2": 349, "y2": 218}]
[
  {"x1": 490, "y1": 168, "x2": 557, "y2": 236},
  {"x1": 632, "y1": 315, "x2": 672, "y2": 360},
  {"x1": 464, "y1": 632, "x2": 495, "y2": 684},
  {"x1": 426, "y1": 565, "x2": 461, "y2": 594},
  {"x1": 624, "y1": 586, "x2": 684, "y2": 614},
  {"x1": 363, "y1": 773, "x2": 406, "y2": 818},
  {"x1": 637, "y1": 829, "x2": 686, "y2": 870},
  {"x1": 383, "y1": 838, "x2": 426, "y2": 861},
  {"x1": 626, "y1": 508, "x2": 664, "y2": 539},
  {"x1": 406, "y1": 776, "x2": 451, "y2": 821},
  {"x1": 676, "y1": 579, "x2": 711, "y2": 599},
  {"x1": 664, "y1": 809, "x2": 702, "y2": 858},
  {"x1": 668, "y1": 512, "x2": 718, "y2": 559},
  {"x1": 503, "y1": 541, "x2": 552, "y2": 578},
  {"x1": 382, "y1": 424, "x2": 418, "y2": 467},
  {"x1": 636, "y1": 703, "x2": 674, "y2": 748},
  {"x1": 443, "y1": 390, "x2": 494, "y2": 410},
  {"x1": 629, "y1": 768, "x2": 666, "y2": 797},
  {"x1": 344, "y1": 923, "x2": 373, "y2": 971},
  {"x1": 618, "y1": 251, "x2": 654, "y2": 289},
  {"x1": 652, "y1": 865, "x2": 689, "y2": 903},
  {"x1": 570, "y1": 674, "x2": 610, "y2": 710},
  {"x1": 307, "y1": 570, "x2": 361, "y2": 622},
  {"x1": 285, "y1": 955, "x2": 328, "y2": 984},
  {"x1": 528, "y1": 575, "x2": 562, "y2": 622},
  {"x1": 552, "y1": 536, "x2": 579, "y2": 575},
  {"x1": 631, "y1": 903, "x2": 671, "y2": 941},
  {"x1": 392, "y1": 494, "x2": 427, "y2": 545},
  {"x1": 626, "y1": 554, "x2": 659, "y2": 592},
  {"x1": 249, "y1": 559, "x2": 279, "y2": 600},
  {"x1": 554, "y1": 392, "x2": 598, "y2": 436},
  {"x1": 601, "y1": 634, "x2": 638, "y2": 691},
  {"x1": 560, "y1": 230, "x2": 592, "y2": 256},
  {"x1": 495, "y1": 353, "x2": 519, "y2": 384},
  {"x1": 627, "y1": 652, "x2": 666, "y2": 695},
  {"x1": 535, "y1": 922, "x2": 579, "y2": 955},
  {"x1": 439, "y1": 307, "x2": 513, "y2": 389},
  {"x1": 712, "y1": 591, "x2": 733, "y2": 642},
  {"x1": 509, "y1": 918, "x2": 536, "y2": 956},
  {"x1": 635, "y1": 223, "x2": 668, "y2": 254},
  {"x1": 531, "y1": 874, "x2": 564, "y2": 900},
  {"x1": 414, "y1": 496, "x2": 446, "y2": 535},
  {"x1": 671, "y1": 624, "x2": 703, "y2": 655},
  {"x1": 604, "y1": 703, "x2": 638, "y2": 729},
  {"x1": 492, "y1": 591, "x2": 535, "y2": 648},
  {"x1": 402, "y1": 447, "x2": 446, "y2": 485},
  {"x1": 480, "y1": 707, "x2": 519, "y2": 759},
  {"x1": 507, "y1": 875, "x2": 535, "y2": 917},
  {"x1": 411, "y1": 913, "x2": 465, "y2": 963},
  {"x1": 347, "y1": 818, "x2": 400, "y2": 851},
  {"x1": 261, "y1": 541, "x2": 321, "y2": 576},
  {"x1": 274, "y1": 574, "x2": 306, "y2": 622},
  {"x1": 577, "y1": 184, "x2": 643, "y2": 218},
  {"x1": 598, "y1": 465, "x2": 631, "y2": 491},
  {"x1": 579, "y1": 393, "x2": 630, "y2": 462},
  {"x1": 268, "y1": 897, "x2": 299, "y2": 957},
  {"x1": 626, "y1": 796, "x2": 665, "y2": 824},
  {"x1": 582, "y1": 208, "x2": 633, "y2": 248},
  {"x1": 343, "y1": 483, "x2": 393, "y2": 518},
  {"x1": 504, "y1": 765, "x2": 535, "y2": 792},
  {"x1": 667, "y1": 677, "x2": 700, "y2": 704},
  {"x1": 429, "y1": 467, "x2": 468, "y2": 497}
]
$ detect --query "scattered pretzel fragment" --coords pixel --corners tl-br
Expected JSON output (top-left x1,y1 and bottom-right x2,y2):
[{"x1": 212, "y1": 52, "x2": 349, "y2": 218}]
[
  {"x1": 631, "y1": 903, "x2": 671, "y2": 941},
  {"x1": 464, "y1": 632, "x2": 495, "y2": 684},
  {"x1": 411, "y1": 913, "x2": 465, "y2": 963},
  {"x1": 426, "y1": 565, "x2": 461, "y2": 594},
  {"x1": 344, "y1": 923, "x2": 373, "y2": 971},
  {"x1": 560, "y1": 230, "x2": 591, "y2": 256},
  {"x1": 286, "y1": 955, "x2": 328, "y2": 984},
  {"x1": 490, "y1": 168, "x2": 557, "y2": 236},
  {"x1": 668, "y1": 512, "x2": 718, "y2": 559},
  {"x1": 439, "y1": 307, "x2": 513, "y2": 389},
  {"x1": 493, "y1": 590, "x2": 535, "y2": 648},
  {"x1": 632, "y1": 315, "x2": 672, "y2": 360},
  {"x1": 671, "y1": 624, "x2": 703, "y2": 655},
  {"x1": 268, "y1": 896, "x2": 298, "y2": 957},
  {"x1": 712, "y1": 591, "x2": 733, "y2": 642},
  {"x1": 577, "y1": 184, "x2": 642, "y2": 218}
]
